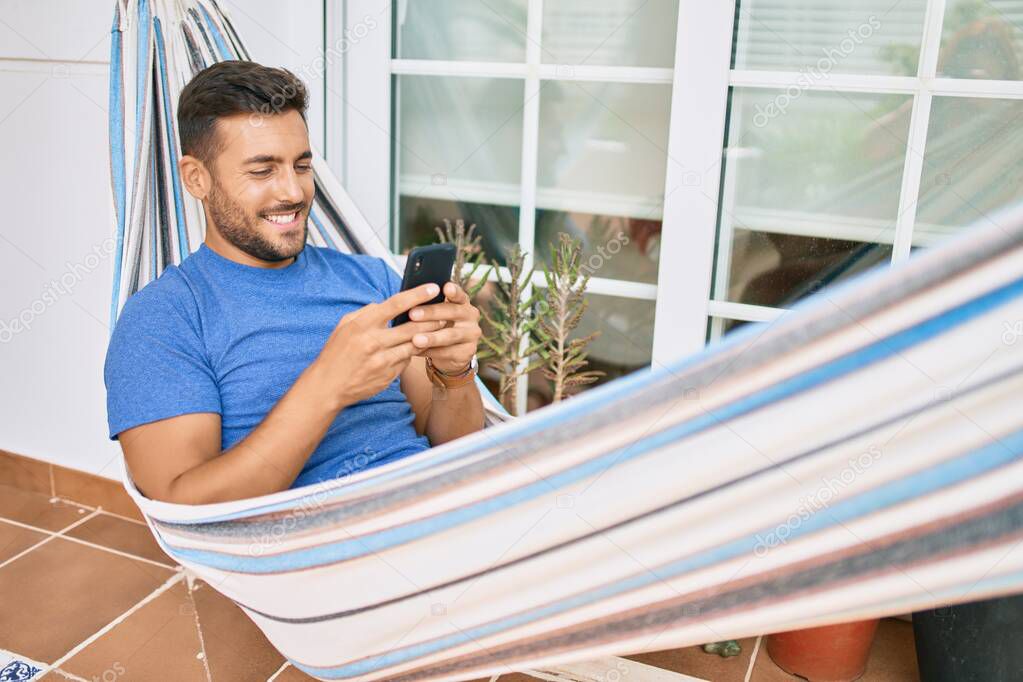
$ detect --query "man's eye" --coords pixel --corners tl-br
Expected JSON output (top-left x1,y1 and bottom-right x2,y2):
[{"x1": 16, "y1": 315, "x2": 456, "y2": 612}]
[
  {"x1": 250, "y1": 168, "x2": 272, "y2": 177},
  {"x1": 296, "y1": 164, "x2": 312, "y2": 173}
]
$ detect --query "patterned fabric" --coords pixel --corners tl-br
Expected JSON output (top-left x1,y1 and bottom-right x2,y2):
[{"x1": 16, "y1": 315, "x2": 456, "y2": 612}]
[{"x1": 110, "y1": 2, "x2": 1023, "y2": 680}]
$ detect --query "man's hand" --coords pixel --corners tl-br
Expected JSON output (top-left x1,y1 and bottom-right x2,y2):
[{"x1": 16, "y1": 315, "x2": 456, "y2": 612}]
[
  {"x1": 406, "y1": 282, "x2": 482, "y2": 373},
  {"x1": 315, "y1": 283, "x2": 446, "y2": 407}
]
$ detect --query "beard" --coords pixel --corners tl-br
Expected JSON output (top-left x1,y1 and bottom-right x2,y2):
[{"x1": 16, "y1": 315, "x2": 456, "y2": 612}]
[{"x1": 206, "y1": 176, "x2": 308, "y2": 263}]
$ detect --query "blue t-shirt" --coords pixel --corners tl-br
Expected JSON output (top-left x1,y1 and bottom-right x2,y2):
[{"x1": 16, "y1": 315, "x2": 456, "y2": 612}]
[{"x1": 104, "y1": 243, "x2": 430, "y2": 489}]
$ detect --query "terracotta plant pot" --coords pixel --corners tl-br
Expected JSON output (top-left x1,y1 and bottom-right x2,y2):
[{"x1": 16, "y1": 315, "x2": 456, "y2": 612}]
[{"x1": 765, "y1": 619, "x2": 880, "y2": 682}]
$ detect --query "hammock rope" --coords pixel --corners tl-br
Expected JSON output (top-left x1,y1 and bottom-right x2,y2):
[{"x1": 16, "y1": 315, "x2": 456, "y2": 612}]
[{"x1": 109, "y1": 1, "x2": 1023, "y2": 680}]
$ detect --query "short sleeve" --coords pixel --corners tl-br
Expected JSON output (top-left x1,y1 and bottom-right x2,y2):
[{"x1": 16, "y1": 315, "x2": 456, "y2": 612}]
[
  {"x1": 104, "y1": 288, "x2": 222, "y2": 440},
  {"x1": 378, "y1": 257, "x2": 404, "y2": 299}
]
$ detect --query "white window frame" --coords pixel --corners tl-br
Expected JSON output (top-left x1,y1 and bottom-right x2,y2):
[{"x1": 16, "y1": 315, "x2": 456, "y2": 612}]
[
  {"x1": 330, "y1": 0, "x2": 737, "y2": 412},
  {"x1": 700, "y1": 0, "x2": 1023, "y2": 337},
  {"x1": 327, "y1": 0, "x2": 1023, "y2": 391}
]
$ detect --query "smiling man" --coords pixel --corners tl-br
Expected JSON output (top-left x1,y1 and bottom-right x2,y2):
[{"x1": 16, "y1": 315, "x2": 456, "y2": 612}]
[{"x1": 104, "y1": 61, "x2": 484, "y2": 504}]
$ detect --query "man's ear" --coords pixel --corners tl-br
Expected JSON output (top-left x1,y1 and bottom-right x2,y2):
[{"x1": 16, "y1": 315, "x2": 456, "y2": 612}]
[{"x1": 179, "y1": 155, "x2": 211, "y2": 200}]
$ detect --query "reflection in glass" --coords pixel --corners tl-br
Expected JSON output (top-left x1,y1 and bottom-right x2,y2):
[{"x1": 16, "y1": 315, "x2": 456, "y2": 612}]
[
  {"x1": 396, "y1": 0, "x2": 527, "y2": 62},
  {"x1": 533, "y1": 80, "x2": 669, "y2": 284},
  {"x1": 396, "y1": 75, "x2": 523, "y2": 189},
  {"x1": 709, "y1": 317, "x2": 753, "y2": 343},
  {"x1": 541, "y1": 0, "x2": 679, "y2": 67},
  {"x1": 915, "y1": 97, "x2": 1023, "y2": 245},
  {"x1": 397, "y1": 196, "x2": 519, "y2": 268},
  {"x1": 538, "y1": 81, "x2": 671, "y2": 210},
  {"x1": 714, "y1": 88, "x2": 909, "y2": 305},
  {"x1": 938, "y1": 0, "x2": 1023, "y2": 81},
  {"x1": 733, "y1": 0, "x2": 927, "y2": 76},
  {"x1": 534, "y1": 210, "x2": 660, "y2": 284},
  {"x1": 572, "y1": 293, "x2": 655, "y2": 371},
  {"x1": 723, "y1": 88, "x2": 911, "y2": 223},
  {"x1": 724, "y1": 230, "x2": 891, "y2": 307}
]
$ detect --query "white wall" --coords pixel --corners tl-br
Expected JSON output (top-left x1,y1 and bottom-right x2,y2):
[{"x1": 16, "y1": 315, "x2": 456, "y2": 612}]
[{"x1": 0, "y1": 1, "x2": 325, "y2": 479}]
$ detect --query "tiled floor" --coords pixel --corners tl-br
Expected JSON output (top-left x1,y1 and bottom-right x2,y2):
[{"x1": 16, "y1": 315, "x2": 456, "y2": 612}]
[{"x1": 0, "y1": 482, "x2": 921, "y2": 681}]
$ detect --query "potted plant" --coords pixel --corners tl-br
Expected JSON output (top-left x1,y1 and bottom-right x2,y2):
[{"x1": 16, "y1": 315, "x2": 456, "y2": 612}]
[{"x1": 765, "y1": 618, "x2": 880, "y2": 682}]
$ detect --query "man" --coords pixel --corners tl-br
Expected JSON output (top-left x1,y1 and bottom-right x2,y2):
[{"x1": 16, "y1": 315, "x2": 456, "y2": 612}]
[{"x1": 104, "y1": 61, "x2": 484, "y2": 505}]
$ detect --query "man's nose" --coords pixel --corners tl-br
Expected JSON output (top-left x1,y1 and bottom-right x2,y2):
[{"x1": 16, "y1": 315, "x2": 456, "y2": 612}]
[{"x1": 275, "y1": 167, "x2": 305, "y2": 205}]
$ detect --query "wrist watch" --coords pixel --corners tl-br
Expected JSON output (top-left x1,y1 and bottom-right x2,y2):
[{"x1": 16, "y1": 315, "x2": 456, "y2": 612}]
[{"x1": 425, "y1": 355, "x2": 478, "y2": 389}]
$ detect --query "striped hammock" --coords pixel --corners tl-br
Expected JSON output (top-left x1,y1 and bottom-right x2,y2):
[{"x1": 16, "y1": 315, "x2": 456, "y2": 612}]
[{"x1": 109, "y1": 1, "x2": 1023, "y2": 680}]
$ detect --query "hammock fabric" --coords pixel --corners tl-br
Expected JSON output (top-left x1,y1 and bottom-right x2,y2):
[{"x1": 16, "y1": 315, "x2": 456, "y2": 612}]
[{"x1": 110, "y1": 1, "x2": 1023, "y2": 680}]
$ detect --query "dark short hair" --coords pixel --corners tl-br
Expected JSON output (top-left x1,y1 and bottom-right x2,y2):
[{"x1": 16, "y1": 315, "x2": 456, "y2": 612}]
[{"x1": 177, "y1": 60, "x2": 308, "y2": 164}]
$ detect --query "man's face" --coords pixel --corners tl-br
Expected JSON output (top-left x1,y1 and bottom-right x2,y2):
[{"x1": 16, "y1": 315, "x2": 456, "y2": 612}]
[{"x1": 204, "y1": 110, "x2": 314, "y2": 262}]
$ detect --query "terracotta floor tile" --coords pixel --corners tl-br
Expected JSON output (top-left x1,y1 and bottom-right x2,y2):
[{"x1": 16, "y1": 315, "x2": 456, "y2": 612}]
[
  {"x1": 189, "y1": 579, "x2": 286, "y2": 681},
  {"x1": 749, "y1": 645, "x2": 799, "y2": 682},
  {"x1": 0, "y1": 520, "x2": 47, "y2": 563},
  {"x1": 750, "y1": 619, "x2": 920, "y2": 682},
  {"x1": 60, "y1": 578, "x2": 207, "y2": 681},
  {"x1": 0, "y1": 484, "x2": 90, "y2": 531},
  {"x1": 51, "y1": 466, "x2": 144, "y2": 521},
  {"x1": 860, "y1": 619, "x2": 919, "y2": 682},
  {"x1": 0, "y1": 535, "x2": 175, "y2": 662},
  {"x1": 626, "y1": 638, "x2": 758, "y2": 682},
  {"x1": 0, "y1": 449, "x2": 51, "y2": 495},
  {"x1": 64, "y1": 513, "x2": 175, "y2": 566}
]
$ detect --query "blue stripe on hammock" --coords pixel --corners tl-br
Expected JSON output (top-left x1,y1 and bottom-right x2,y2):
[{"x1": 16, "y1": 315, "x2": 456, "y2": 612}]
[
  {"x1": 198, "y1": 4, "x2": 233, "y2": 60},
  {"x1": 149, "y1": 145, "x2": 157, "y2": 276},
  {"x1": 166, "y1": 273, "x2": 1023, "y2": 573},
  {"x1": 309, "y1": 208, "x2": 338, "y2": 251},
  {"x1": 295, "y1": 426, "x2": 1023, "y2": 678},
  {"x1": 108, "y1": 4, "x2": 127, "y2": 329},
  {"x1": 154, "y1": 17, "x2": 189, "y2": 262}
]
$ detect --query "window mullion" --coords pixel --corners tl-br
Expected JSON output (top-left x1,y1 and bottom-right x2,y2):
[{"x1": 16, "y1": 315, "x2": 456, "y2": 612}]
[
  {"x1": 514, "y1": 0, "x2": 544, "y2": 417},
  {"x1": 891, "y1": 0, "x2": 946, "y2": 263},
  {"x1": 651, "y1": 0, "x2": 736, "y2": 363}
]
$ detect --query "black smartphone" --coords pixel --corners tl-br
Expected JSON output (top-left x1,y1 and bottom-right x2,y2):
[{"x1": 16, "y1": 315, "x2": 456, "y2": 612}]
[{"x1": 391, "y1": 243, "x2": 457, "y2": 326}]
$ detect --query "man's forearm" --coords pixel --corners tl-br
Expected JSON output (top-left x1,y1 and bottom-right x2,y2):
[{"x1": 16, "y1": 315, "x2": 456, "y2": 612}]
[
  {"x1": 425, "y1": 382, "x2": 485, "y2": 446},
  {"x1": 167, "y1": 360, "x2": 345, "y2": 504}
]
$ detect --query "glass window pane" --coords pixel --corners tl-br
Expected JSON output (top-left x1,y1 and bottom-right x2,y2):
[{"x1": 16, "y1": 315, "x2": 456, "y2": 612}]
[
  {"x1": 724, "y1": 229, "x2": 891, "y2": 307},
  {"x1": 733, "y1": 0, "x2": 927, "y2": 76},
  {"x1": 538, "y1": 82, "x2": 671, "y2": 206},
  {"x1": 395, "y1": 75, "x2": 523, "y2": 264},
  {"x1": 708, "y1": 317, "x2": 753, "y2": 343},
  {"x1": 938, "y1": 0, "x2": 1023, "y2": 80},
  {"x1": 534, "y1": 210, "x2": 660, "y2": 284},
  {"x1": 396, "y1": 0, "x2": 528, "y2": 62},
  {"x1": 396, "y1": 75, "x2": 523, "y2": 188},
  {"x1": 397, "y1": 196, "x2": 519, "y2": 268},
  {"x1": 541, "y1": 0, "x2": 680, "y2": 68},
  {"x1": 915, "y1": 97, "x2": 1023, "y2": 246},
  {"x1": 572, "y1": 293, "x2": 655, "y2": 373},
  {"x1": 714, "y1": 88, "x2": 911, "y2": 305},
  {"x1": 535, "y1": 81, "x2": 670, "y2": 283}
]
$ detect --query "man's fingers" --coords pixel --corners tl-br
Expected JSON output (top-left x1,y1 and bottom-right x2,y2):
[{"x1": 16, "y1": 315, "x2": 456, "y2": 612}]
[
  {"x1": 386, "y1": 341, "x2": 419, "y2": 365},
  {"x1": 370, "y1": 283, "x2": 442, "y2": 325},
  {"x1": 443, "y1": 281, "x2": 468, "y2": 304},
  {"x1": 411, "y1": 326, "x2": 479, "y2": 349},
  {"x1": 408, "y1": 301, "x2": 479, "y2": 323},
  {"x1": 382, "y1": 320, "x2": 445, "y2": 345}
]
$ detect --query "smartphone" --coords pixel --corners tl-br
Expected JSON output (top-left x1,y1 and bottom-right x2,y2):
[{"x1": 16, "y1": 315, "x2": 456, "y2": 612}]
[{"x1": 391, "y1": 243, "x2": 457, "y2": 326}]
